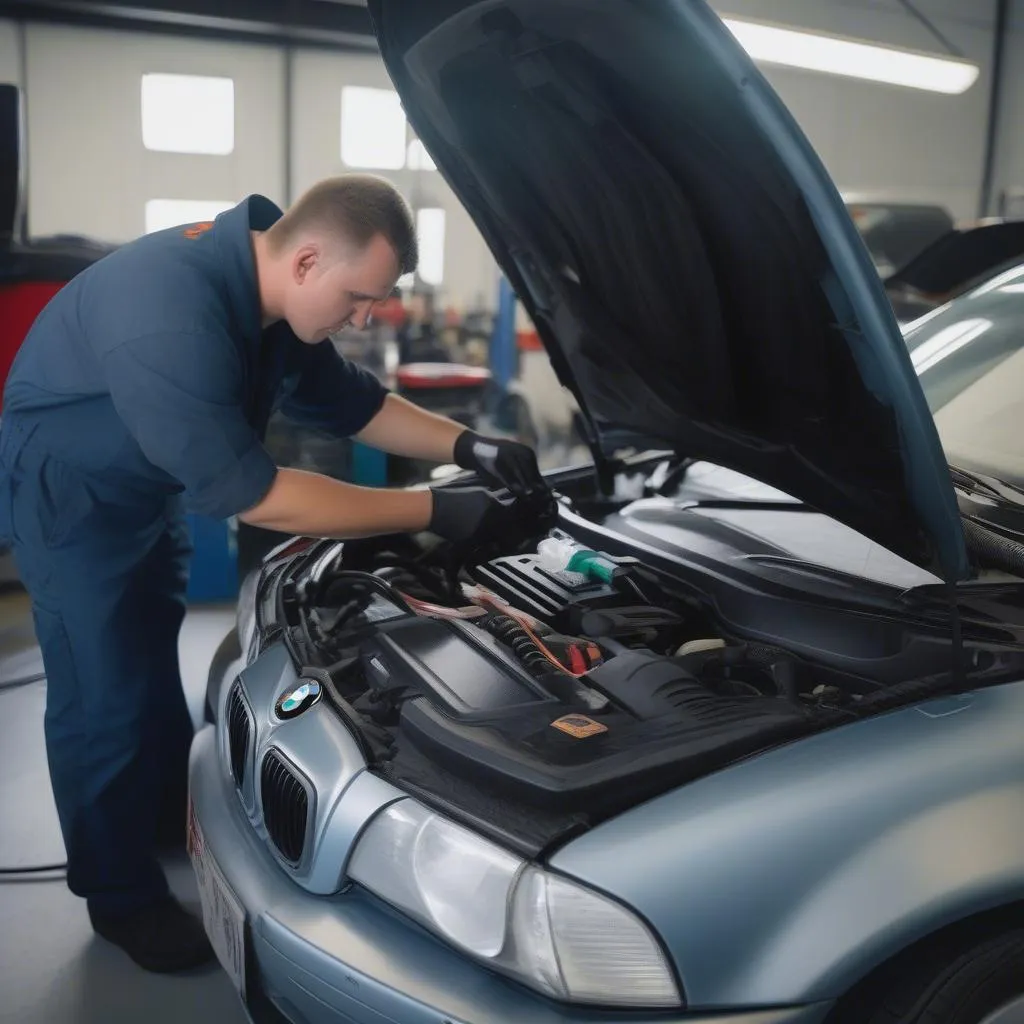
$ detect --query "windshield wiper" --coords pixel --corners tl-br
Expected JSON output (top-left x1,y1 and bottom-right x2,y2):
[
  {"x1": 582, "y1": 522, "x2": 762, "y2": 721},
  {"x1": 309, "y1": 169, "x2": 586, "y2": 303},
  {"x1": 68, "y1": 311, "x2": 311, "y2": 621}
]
[
  {"x1": 949, "y1": 465, "x2": 1024, "y2": 506},
  {"x1": 678, "y1": 498, "x2": 812, "y2": 512}
]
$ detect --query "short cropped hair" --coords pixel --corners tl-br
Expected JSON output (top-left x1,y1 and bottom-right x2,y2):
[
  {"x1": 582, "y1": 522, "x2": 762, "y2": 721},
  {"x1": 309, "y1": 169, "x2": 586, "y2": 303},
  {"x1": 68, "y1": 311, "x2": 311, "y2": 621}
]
[{"x1": 266, "y1": 175, "x2": 418, "y2": 276}]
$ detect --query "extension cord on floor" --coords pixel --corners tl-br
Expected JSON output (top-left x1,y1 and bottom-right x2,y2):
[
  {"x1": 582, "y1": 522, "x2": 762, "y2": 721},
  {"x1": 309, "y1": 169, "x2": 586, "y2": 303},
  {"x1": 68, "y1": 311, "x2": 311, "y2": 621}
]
[
  {"x1": 0, "y1": 670, "x2": 46, "y2": 692},
  {"x1": 0, "y1": 671, "x2": 68, "y2": 879}
]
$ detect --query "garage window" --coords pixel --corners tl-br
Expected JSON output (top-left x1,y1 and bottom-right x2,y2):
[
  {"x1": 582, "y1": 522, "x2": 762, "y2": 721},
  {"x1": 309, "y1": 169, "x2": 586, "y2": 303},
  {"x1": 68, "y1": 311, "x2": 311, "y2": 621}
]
[
  {"x1": 141, "y1": 73, "x2": 235, "y2": 155},
  {"x1": 144, "y1": 198, "x2": 234, "y2": 234},
  {"x1": 416, "y1": 208, "x2": 445, "y2": 286},
  {"x1": 340, "y1": 86, "x2": 406, "y2": 170}
]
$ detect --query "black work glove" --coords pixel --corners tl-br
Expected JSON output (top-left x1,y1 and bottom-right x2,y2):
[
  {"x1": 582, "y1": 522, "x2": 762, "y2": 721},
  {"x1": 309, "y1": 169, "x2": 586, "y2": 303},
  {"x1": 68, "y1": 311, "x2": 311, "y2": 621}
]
[
  {"x1": 453, "y1": 430, "x2": 548, "y2": 500},
  {"x1": 428, "y1": 486, "x2": 519, "y2": 545}
]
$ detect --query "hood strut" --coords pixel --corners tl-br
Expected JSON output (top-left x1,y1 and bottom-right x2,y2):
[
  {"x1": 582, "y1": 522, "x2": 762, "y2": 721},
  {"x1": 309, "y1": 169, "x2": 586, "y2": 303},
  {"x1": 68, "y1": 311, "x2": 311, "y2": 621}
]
[{"x1": 590, "y1": 440, "x2": 616, "y2": 498}]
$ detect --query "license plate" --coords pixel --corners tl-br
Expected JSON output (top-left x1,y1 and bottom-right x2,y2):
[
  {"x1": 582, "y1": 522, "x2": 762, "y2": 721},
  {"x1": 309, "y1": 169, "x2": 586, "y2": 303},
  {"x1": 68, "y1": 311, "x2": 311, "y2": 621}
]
[{"x1": 188, "y1": 798, "x2": 247, "y2": 995}]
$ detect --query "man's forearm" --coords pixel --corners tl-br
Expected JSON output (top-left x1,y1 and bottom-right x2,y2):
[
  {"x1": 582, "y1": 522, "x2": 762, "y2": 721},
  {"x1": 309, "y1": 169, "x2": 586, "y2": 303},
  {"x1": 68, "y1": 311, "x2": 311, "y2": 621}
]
[
  {"x1": 237, "y1": 467, "x2": 432, "y2": 538},
  {"x1": 355, "y1": 393, "x2": 465, "y2": 462}
]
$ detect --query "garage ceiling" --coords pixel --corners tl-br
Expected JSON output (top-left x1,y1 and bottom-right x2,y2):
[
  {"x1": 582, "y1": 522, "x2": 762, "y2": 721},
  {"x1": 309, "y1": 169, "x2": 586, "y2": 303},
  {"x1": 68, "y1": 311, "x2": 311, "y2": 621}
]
[
  {"x1": 0, "y1": 0, "x2": 1000, "y2": 53},
  {"x1": 0, "y1": 0, "x2": 378, "y2": 49},
  {"x1": 838, "y1": 0, "x2": 998, "y2": 31}
]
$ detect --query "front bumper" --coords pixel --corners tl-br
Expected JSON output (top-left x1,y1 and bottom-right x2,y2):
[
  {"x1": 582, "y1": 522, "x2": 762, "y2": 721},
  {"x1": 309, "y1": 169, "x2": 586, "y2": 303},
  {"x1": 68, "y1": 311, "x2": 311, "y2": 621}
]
[{"x1": 189, "y1": 725, "x2": 832, "y2": 1024}]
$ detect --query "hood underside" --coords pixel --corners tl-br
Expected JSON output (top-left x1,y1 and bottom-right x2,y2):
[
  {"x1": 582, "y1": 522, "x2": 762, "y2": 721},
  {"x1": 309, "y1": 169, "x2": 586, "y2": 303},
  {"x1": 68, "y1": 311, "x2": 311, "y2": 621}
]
[{"x1": 369, "y1": 0, "x2": 969, "y2": 581}]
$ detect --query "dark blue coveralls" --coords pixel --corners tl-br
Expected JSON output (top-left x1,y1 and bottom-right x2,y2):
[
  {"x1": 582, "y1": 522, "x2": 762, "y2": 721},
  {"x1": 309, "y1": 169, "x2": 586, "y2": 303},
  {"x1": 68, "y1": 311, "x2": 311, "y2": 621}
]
[{"x1": 0, "y1": 195, "x2": 387, "y2": 915}]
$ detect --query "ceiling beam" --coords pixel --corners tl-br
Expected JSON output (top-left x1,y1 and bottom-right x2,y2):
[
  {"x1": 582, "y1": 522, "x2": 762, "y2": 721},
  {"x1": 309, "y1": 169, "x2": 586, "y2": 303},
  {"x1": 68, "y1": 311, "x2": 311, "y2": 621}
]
[{"x1": 0, "y1": 0, "x2": 379, "y2": 51}]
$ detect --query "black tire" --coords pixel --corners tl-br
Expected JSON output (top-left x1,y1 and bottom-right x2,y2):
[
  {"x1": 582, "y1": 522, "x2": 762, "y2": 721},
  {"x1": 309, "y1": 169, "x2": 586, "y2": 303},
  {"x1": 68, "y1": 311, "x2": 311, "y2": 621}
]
[{"x1": 865, "y1": 931, "x2": 1024, "y2": 1024}]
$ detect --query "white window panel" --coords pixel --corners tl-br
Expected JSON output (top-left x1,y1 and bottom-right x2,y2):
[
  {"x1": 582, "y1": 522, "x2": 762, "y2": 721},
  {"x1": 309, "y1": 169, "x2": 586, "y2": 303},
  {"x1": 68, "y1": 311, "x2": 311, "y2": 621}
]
[
  {"x1": 341, "y1": 86, "x2": 406, "y2": 170},
  {"x1": 416, "y1": 208, "x2": 445, "y2": 286},
  {"x1": 141, "y1": 73, "x2": 235, "y2": 155},
  {"x1": 406, "y1": 138, "x2": 437, "y2": 171},
  {"x1": 144, "y1": 199, "x2": 234, "y2": 234}
]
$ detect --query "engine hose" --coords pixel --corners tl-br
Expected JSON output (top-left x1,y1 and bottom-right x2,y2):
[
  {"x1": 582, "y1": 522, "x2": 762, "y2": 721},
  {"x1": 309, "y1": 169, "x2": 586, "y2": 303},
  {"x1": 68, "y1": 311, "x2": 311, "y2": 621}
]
[
  {"x1": 481, "y1": 614, "x2": 554, "y2": 678},
  {"x1": 715, "y1": 643, "x2": 803, "y2": 701},
  {"x1": 741, "y1": 642, "x2": 796, "y2": 666},
  {"x1": 397, "y1": 591, "x2": 486, "y2": 620},
  {"x1": 854, "y1": 671, "x2": 954, "y2": 712},
  {"x1": 962, "y1": 518, "x2": 1024, "y2": 576}
]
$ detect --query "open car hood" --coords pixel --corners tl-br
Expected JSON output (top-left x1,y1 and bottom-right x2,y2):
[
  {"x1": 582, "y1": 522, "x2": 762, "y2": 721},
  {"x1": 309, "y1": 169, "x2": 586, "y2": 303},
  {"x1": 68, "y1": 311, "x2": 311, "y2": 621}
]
[{"x1": 369, "y1": 0, "x2": 969, "y2": 581}]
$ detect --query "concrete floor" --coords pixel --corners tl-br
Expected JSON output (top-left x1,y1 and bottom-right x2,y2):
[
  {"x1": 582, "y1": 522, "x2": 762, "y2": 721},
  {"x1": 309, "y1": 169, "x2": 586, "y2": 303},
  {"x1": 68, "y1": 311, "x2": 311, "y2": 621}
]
[{"x1": 0, "y1": 588, "x2": 250, "y2": 1024}]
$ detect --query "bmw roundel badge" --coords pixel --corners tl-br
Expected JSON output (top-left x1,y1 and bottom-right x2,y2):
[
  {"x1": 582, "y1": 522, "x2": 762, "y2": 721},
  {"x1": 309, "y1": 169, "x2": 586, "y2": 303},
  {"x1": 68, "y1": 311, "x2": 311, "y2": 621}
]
[{"x1": 275, "y1": 679, "x2": 322, "y2": 720}]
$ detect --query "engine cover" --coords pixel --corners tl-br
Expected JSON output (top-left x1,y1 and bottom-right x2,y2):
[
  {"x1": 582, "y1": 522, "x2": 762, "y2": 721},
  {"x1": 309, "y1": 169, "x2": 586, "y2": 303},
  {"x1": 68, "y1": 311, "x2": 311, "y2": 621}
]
[
  {"x1": 352, "y1": 607, "x2": 817, "y2": 815},
  {"x1": 468, "y1": 552, "x2": 625, "y2": 628},
  {"x1": 361, "y1": 615, "x2": 557, "y2": 718},
  {"x1": 468, "y1": 551, "x2": 686, "y2": 644}
]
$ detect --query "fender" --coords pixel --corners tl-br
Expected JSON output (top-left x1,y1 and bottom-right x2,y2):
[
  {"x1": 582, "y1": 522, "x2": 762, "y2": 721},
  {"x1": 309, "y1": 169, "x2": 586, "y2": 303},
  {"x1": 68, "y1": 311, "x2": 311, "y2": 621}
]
[{"x1": 550, "y1": 678, "x2": 1024, "y2": 1009}]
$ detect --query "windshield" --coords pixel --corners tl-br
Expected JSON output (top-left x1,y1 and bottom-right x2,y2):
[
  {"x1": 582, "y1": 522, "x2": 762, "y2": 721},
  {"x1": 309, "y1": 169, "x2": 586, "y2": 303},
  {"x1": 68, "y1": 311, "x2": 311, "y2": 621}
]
[{"x1": 905, "y1": 262, "x2": 1024, "y2": 488}]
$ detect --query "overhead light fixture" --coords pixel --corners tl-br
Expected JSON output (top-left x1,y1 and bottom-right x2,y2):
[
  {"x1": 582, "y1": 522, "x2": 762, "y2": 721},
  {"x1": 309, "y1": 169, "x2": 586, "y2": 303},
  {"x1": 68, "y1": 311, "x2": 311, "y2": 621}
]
[{"x1": 722, "y1": 17, "x2": 980, "y2": 95}]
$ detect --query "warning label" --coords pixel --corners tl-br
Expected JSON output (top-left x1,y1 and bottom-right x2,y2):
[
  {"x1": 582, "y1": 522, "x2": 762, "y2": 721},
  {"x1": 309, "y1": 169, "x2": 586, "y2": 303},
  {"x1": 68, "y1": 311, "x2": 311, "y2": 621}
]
[{"x1": 550, "y1": 714, "x2": 609, "y2": 739}]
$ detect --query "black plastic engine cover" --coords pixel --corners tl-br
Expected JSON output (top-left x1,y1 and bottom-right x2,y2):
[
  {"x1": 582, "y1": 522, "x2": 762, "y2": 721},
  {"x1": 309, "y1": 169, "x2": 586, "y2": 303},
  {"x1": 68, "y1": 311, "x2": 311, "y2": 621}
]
[
  {"x1": 585, "y1": 651, "x2": 708, "y2": 719},
  {"x1": 314, "y1": 568, "x2": 823, "y2": 824},
  {"x1": 359, "y1": 615, "x2": 555, "y2": 717},
  {"x1": 469, "y1": 552, "x2": 628, "y2": 631},
  {"x1": 395, "y1": 647, "x2": 818, "y2": 814}
]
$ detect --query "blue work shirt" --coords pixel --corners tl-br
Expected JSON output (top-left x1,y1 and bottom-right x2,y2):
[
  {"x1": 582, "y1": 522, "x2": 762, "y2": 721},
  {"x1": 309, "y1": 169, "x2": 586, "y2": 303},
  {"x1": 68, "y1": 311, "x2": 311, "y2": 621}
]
[{"x1": 2, "y1": 195, "x2": 388, "y2": 521}]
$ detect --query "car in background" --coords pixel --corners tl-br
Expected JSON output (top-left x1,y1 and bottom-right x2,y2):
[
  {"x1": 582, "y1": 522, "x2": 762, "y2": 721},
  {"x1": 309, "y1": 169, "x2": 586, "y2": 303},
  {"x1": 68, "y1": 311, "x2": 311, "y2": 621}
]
[
  {"x1": 842, "y1": 198, "x2": 1024, "y2": 325},
  {"x1": 904, "y1": 260, "x2": 1024, "y2": 483},
  {"x1": 844, "y1": 196, "x2": 955, "y2": 278},
  {"x1": 884, "y1": 219, "x2": 1024, "y2": 324},
  {"x1": 189, "y1": 4, "x2": 1024, "y2": 1024}
]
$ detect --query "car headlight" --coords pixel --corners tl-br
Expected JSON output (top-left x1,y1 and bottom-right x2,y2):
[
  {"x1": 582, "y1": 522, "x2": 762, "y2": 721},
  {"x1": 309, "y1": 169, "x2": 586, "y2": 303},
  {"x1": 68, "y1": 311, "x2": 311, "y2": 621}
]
[{"x1": 347, "y1": 801, "x2": 680, "y2": 1008}]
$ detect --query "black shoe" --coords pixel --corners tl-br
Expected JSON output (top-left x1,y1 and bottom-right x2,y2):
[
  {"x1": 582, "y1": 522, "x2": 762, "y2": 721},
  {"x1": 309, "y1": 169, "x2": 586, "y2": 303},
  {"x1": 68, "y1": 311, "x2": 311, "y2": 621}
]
[{"x1": 88, "y1": 896, "x2": 215, "y2": 973}]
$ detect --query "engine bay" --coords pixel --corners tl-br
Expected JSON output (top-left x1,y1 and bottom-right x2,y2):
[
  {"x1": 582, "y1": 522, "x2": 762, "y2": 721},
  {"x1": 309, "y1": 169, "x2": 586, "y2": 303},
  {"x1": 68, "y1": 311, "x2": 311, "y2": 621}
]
[
  {"x1": 238, "y1": 450, "x2": 1024, "y2": 853},
  {"x1": 259, "y1": 519, "x2": 914, "y2": 844}
]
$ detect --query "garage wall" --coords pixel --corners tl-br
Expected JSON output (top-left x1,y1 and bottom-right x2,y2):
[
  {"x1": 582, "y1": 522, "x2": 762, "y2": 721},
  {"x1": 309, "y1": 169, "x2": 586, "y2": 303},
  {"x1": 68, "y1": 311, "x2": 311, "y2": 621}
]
[
  {"x1": 22, "y1": 23, "x2": 285, "y2": 243},
  {"x1": 290, "y1": 49, "x2": 498, "y2": 311},
  {"x1": 14, "y1": 25, "x2": 496, "y2": 311},
  {"x1": 710, "y1": 0, "x2": 996, "y2": 221}
]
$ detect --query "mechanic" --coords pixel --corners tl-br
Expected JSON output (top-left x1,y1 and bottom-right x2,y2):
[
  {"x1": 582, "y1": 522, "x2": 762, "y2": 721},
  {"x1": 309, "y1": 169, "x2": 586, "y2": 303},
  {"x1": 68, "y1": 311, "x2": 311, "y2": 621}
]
[{"x1": 0, "y1": 175, "x2": 549, "y2": 974}]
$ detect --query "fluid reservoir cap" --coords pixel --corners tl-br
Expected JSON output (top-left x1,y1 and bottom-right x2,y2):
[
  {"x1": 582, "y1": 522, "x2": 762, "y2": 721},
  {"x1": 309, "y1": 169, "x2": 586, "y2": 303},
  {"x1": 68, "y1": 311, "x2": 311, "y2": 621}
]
[
  {"x1": 676, "y1": 638, "x2": 727, "y2": 657},
  {"x1": 537, "y1": 536, "x2": 576, "y2": 572}
]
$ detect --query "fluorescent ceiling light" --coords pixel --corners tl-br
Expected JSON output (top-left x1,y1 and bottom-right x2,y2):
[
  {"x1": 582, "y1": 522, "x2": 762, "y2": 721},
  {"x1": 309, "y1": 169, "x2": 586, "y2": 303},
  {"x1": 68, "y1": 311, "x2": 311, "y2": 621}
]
[{"x1": 722, "y1": 17, "x2": 979, "y2": 95}]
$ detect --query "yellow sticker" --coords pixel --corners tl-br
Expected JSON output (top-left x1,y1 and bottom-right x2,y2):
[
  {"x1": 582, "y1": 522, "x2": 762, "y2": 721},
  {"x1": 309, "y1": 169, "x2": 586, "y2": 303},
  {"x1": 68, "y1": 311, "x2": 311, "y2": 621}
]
[{"x1": 550, "y1": 715, "x2": 608, "y2": 739}]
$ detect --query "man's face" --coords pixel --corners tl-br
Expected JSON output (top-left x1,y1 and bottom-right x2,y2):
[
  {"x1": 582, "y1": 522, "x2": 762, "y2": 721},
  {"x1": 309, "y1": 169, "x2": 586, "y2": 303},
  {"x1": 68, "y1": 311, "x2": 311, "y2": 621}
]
[{"x1": 286, "y1": 232, "x2": 400, "y2": 344}]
